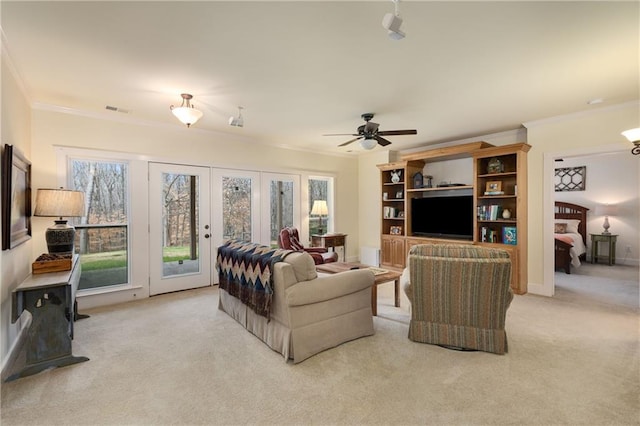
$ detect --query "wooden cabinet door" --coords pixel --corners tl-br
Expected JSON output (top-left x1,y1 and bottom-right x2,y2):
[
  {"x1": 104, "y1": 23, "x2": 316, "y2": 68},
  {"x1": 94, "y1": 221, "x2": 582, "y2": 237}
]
[{"x1": 391, "y1": 238, "x2": 406, "y2": 269}]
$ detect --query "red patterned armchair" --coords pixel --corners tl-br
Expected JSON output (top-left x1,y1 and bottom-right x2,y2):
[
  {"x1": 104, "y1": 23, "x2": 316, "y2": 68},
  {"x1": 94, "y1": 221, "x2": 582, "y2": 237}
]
[{"x1": 278, "y1": 227, "x2": 338, "y2": 265}]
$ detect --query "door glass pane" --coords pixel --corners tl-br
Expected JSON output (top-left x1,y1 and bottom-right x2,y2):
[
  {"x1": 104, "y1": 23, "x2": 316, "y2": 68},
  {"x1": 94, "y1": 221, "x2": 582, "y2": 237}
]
[
  {"x1": 270, "y1": 180, "x2": 294, "y2": 246},
  {"x1": 222, "y1": 177, "x2": 252, "y2": 242},
  {"x1": 309, "y1": 178, "x2": 329, "y2": 237},
  {"x1": 70, "y1": 159, "x2": 129, "y2": 290},
  {"x1": 162, "y1": 173, "x2": 199, "y2": 277}
]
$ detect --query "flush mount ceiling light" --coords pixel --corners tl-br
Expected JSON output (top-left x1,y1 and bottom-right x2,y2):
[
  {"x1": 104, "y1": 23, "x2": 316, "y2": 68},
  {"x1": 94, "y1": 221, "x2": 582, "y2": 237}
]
[
  {"x1": 382, "y1": 0, "x2": 405, "y2": 40},
  {"x1": 621, "y1": 127, "x2": 640, "y2": 155},
  {"x1": 229, "y1": 106, "x2": 244, "y2": 127},
  {"x1": 170, "y1": 93, "x2": 203, "y2": 128}
]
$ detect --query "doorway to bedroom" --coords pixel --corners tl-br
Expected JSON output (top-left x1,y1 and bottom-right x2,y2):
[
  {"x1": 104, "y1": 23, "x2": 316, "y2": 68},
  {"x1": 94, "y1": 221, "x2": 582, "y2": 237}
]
[{"x1": 552, "y1": 148, "x2": 639, "y2": 308}]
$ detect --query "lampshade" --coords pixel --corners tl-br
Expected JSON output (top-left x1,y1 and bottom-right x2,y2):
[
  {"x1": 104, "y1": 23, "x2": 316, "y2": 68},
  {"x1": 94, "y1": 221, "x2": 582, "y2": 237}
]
[
  {"x1": 34, "y1": 188, "x2": 85, "y2": 218},
  {"x1": 170, "y1": 93, "x2": 203, "y2": 128},
  {"x1": 595, "y1": 204, "x2": 618, "y2": 217},
  {"x1": 621, "y1": 128, "x2": 640, "y2": 143},
  {"x1": 310, "y1": 200, "x2": 328, "y2": 216},
  {"x1": 360, "y1": 138, "x2": 377, "y2": 150}
]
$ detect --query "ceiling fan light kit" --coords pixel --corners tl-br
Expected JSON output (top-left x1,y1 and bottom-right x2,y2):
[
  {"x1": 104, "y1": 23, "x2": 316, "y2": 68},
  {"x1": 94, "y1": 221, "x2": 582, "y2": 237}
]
[
  {"x1": 170, "y1": 93, "x2": 203, "y2": 128},
  {"x1": 229, "y1": 106, "x2": 244, "y2": 127},
  {"x1": 360, "y1": 138, "x2": 378, "y2": 150},
  {"x1": 325, "y1": 112, "x2": 417, "y2": 150},
  {"x1": 383, "y1": 0, "x2": 405, "y2": 40}
]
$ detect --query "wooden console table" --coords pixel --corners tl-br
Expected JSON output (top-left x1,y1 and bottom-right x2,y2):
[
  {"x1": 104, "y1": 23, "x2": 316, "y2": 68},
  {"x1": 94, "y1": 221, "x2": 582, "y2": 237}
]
[
  {"x1": 311, "y1": 233, "x2": 347, "y2": 261},
  {"x1": 6, "y1": 255, "x2": 89, "y2": 382}
]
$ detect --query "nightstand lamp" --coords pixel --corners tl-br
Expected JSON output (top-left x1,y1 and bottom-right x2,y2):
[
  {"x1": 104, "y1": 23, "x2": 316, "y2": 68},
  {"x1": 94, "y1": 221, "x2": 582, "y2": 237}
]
[
  {"x1": 595, "y1": 203, "x2": 617, "y2": 235},
  {"x1": 310, "y1": 200, "x2": 329, "y2": 235},
  {"x1": 34, "y1": 188, "x2": 85, "y2": 254}
]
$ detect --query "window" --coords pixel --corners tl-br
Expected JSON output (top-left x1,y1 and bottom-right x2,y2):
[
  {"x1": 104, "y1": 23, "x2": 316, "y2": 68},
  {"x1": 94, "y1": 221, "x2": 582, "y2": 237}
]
[
  {"x1": 222, "y1": 176, "x2": 252, "y2": 242},
  {"x1": 308, "y1": 177, "x2": 332, "y2": 237},
  {"x1": 70, "y1": 159, "x2": 129, "y2": 290}
]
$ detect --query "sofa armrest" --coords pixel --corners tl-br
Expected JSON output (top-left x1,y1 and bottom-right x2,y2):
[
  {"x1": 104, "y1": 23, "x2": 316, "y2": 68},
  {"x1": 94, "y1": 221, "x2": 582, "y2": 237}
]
[{"x1": 286, "y1": 269, "x2": 374, "y2": 307}]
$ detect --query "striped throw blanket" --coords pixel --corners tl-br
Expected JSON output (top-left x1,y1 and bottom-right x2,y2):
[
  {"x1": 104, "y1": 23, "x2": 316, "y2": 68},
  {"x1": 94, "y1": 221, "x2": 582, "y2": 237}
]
[{"x1": 216, "y1": 240, "x2": 293, "y2": 319}]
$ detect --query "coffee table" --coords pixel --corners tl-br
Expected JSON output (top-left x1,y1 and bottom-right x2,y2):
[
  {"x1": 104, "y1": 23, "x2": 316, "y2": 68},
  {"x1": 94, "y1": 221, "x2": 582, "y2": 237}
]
[{"x1": 315, "y1": 262, "x2": 402, "y2": 316}]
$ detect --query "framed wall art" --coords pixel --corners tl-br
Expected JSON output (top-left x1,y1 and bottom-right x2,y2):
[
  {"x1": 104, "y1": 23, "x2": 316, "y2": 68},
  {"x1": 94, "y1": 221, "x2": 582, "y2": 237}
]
[
  {"x1": 555, "y1": 166, "x2": 586, "y2": 192},
  {"x1": 2, "y1": 144, "x2": 32, "y2": 250}
]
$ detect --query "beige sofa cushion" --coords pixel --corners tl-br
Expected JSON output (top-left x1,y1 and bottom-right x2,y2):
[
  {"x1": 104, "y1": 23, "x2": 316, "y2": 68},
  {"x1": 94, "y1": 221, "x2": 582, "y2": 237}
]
[{"x1": 283, "y1": 251, "x2": 318, "y2": 282}]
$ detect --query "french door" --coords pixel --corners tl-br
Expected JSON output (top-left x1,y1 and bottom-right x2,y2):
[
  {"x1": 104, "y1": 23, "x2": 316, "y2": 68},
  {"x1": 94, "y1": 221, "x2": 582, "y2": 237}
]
[
  {"x1": 149, "y1": 163, "x2": 211, "y2": 295},
  {"x1": 261, "y1": 173, "x2": 301, "y2": 247}
]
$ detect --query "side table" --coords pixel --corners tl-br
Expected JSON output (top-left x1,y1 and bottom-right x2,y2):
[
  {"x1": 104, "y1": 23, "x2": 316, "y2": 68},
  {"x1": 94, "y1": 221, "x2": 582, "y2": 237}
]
[
  {"x1": 590, "y1": 233, "x2": 618, "y2": 266},
  {"x1": 7, "y1": 254, "x2": 89, "y2": 381},
  {"x1": 311, "y1": 233, "x2": 347, "y2": 262}
]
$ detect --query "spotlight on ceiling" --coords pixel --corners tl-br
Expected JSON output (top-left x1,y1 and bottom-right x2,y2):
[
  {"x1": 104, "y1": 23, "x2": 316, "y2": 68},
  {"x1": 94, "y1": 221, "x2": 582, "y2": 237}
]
[
  {"x1": 229, "y1": 106, "x2": 244, "y2": 127},
  {"x1": 170, "y1": 93, "x2": 203, "y2": 128},
  {"x1": 621, "y1": 127, "x2": 640, "y2": 155},
  {"x1": 382, "y1": 0, "x2": 405, "y2": 40}
]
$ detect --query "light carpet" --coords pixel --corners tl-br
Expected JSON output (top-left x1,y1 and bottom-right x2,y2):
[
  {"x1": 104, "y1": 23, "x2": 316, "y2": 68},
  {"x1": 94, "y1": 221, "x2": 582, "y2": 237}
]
[{"x1": 1, "y1": 273, "x2": 638, "y2": 425}]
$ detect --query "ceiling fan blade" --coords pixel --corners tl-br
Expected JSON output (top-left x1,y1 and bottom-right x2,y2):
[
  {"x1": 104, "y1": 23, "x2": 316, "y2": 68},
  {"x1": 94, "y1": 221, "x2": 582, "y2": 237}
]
[
  {"x1": 377, "y1": 129, "x2": 417, "y2": 136},
  {"x1": 375, "y1": 135, "x2": 393, "y2": 147},
  {"x1": 338, "y1": 136, "x2": 363, "y2": 147},
  {"x1": 323, "y1": 133, "x2": 359, "y2": 136}
]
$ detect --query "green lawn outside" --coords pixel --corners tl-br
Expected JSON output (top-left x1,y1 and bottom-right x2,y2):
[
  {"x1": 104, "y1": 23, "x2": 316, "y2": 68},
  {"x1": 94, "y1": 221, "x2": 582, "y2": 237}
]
[{"x1": 80, "y1": 246, "x2": 194, "y2": 271}]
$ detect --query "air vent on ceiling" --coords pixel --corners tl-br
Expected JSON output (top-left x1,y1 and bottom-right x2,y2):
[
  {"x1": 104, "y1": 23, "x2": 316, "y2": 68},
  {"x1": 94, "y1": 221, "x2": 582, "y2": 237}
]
[{"x1": 105, "y1": 105, "x2": 130, "y2": 114}]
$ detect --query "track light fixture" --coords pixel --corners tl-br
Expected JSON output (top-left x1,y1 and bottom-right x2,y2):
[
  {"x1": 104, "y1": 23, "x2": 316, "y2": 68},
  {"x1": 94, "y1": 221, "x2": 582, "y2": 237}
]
[
  {"x1": 382, "y1": 0, "x2": 405, "y2": 40},
  {"x1": 170, "y1": 93, "x2": 203, "y2": 128},
  {"x1": 229, "y1": 106, "x2": 244, "y2": 127}
]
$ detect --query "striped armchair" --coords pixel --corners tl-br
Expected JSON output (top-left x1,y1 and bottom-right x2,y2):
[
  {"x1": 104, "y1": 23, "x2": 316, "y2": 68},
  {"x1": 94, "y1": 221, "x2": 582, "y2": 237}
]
[{"x1": 404, "y1": 244, "x2": 513, "y2": 354}]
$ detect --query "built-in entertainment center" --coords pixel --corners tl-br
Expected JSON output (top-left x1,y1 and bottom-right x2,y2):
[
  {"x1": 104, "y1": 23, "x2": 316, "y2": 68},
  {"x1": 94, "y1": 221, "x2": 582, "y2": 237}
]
[{"x1": 377, "y1": 141, "x2": 530, "y2": 294}]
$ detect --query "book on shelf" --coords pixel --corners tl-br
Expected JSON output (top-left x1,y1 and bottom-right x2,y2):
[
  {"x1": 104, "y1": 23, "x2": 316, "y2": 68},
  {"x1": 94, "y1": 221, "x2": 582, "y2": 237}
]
[
  {"x1": 477, "y1": 205, "x2": 501, "y2": 221},
  {"x1": 503, "y1": 226, "x2": 517, "y2": 245},
  {"x1": 484, "y1": 191, "x2": 505, "y2": 196},
  {"x1": 383, "y1": 206, "x2": 397, "y2": 218}
]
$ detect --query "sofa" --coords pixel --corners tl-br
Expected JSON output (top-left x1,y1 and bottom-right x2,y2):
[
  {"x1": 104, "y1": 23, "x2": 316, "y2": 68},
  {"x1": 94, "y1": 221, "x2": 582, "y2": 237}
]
[
  {"x1": 217, "y1": 240, "x2": 375, "y2": 363},
  {"x1": 404, "y1": 244, "x2": 513, "y2": 354}
]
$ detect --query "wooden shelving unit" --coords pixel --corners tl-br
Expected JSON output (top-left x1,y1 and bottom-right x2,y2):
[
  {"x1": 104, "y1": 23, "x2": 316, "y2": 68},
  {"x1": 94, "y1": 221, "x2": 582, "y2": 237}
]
[{"x1": 376, "y1": 141, "x2": 531, "y2": 294}]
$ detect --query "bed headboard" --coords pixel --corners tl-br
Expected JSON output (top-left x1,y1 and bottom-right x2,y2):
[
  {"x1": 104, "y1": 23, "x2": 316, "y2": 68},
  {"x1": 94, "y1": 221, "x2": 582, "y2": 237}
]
[{"x1": 555, "y1": 201, "x2": 589, "y2": 245}]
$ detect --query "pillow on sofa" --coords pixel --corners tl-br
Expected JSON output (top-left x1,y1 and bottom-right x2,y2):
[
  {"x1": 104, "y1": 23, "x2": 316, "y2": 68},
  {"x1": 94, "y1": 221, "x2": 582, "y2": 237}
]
[{"x1": 284, "y1": 252, "x2": 318, "y2": 282}]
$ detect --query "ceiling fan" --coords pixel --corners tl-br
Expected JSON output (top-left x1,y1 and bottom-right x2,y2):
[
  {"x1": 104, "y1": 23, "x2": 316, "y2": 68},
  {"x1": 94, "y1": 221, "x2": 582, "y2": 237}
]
[{"x1": 324, "y1": 113, "x2": 417, "y2": 149}]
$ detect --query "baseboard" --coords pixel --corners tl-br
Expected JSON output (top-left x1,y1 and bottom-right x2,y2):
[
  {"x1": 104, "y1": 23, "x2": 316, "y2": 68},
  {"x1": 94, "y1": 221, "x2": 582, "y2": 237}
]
[
  {"x1": 0, "y1": 312, "x2": 31, "y2": 382},
  {"x1": 527, "y1": 282, "x2": 553, "y2": 297}
]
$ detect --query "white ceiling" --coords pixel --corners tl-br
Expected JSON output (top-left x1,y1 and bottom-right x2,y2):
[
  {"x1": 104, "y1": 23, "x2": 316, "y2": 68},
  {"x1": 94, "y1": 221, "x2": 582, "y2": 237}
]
[{"x1": 2, "y1": 1, "x2": 638, "y2": 154}]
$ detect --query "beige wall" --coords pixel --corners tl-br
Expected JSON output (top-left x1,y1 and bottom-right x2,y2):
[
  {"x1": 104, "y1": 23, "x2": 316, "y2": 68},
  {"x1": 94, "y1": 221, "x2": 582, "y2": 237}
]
[{"x1": 0, "y1": 57, "x2": 33, "y2": 369}]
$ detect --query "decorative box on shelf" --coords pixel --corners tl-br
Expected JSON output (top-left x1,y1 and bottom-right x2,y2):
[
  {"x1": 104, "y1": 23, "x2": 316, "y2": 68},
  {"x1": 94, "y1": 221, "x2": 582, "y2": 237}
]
[{"x1": 32, "y1": 253, "x2": 73, "y2": 274}]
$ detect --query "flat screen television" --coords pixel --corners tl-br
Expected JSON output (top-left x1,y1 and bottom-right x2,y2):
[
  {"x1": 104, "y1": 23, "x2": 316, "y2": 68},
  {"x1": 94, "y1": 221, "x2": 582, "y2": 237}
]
[{"x1": 411, "y1": 194, "x2": 473, "y2": 240}]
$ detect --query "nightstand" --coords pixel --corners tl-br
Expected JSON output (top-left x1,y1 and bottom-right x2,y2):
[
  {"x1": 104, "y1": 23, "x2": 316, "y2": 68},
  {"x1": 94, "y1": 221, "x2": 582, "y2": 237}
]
[{"x1": 590, "y1": 233, "x2": 618, "y2": 266}]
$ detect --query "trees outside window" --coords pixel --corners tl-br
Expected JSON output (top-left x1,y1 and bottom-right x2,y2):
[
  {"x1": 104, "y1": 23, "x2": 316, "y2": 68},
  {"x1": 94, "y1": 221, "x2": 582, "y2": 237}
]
[{"x1": 70, "y1": 159, "x2": 129, "y2": 290}]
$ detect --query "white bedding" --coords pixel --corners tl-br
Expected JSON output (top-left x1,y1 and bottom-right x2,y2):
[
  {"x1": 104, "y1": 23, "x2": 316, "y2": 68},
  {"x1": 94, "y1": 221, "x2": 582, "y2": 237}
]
[{"x1": 555, "y1": 232, "x2": 586, "y2": 267}]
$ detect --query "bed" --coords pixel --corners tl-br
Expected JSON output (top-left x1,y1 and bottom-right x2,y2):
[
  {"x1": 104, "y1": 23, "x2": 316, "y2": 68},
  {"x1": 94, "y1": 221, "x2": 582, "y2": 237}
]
[{"x1": 554, "y1": 201, "x2": 589, "y2": 274}]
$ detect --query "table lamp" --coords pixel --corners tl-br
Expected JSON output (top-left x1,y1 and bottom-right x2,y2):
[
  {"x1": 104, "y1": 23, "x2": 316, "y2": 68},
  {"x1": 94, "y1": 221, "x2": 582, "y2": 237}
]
[
  {"x1": 310, "y1": 200, "x2": 328, "y2": 235},
  {"x1": 595, "y1": 203, "x2": 617, "y2": 235},
  {"x1": 34, "y1": 188, "x2": 85, "y2": 254}
]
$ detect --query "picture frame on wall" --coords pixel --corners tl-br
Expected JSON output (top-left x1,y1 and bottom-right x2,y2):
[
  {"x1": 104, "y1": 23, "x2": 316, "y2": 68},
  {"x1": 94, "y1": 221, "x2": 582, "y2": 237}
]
[{"x1": 2, "y1": 144, "x2": 32, "y2": 250}]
